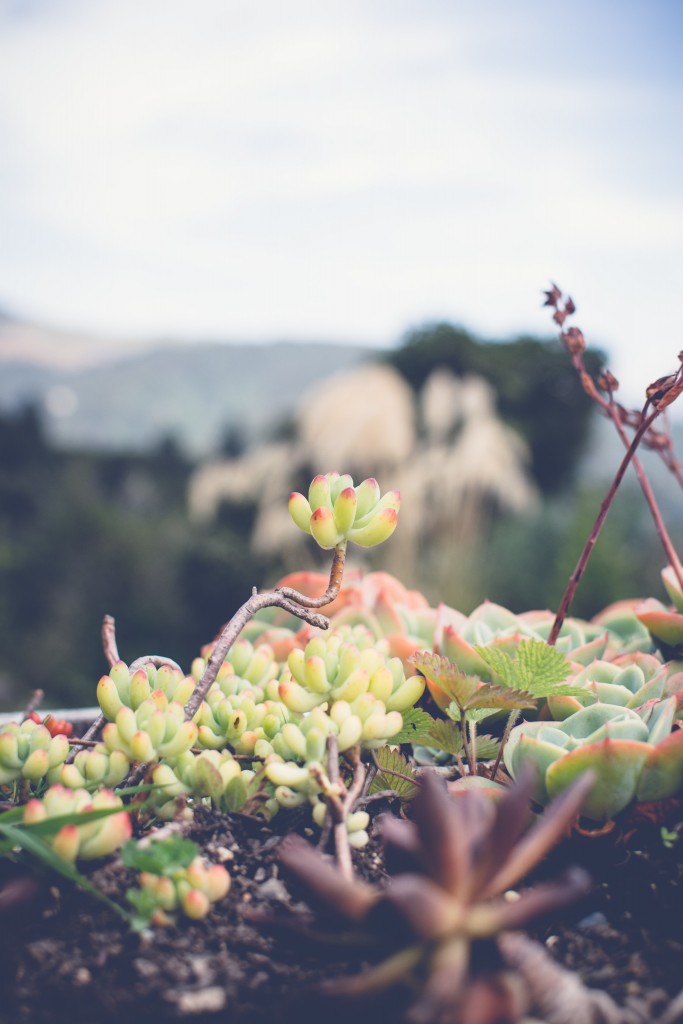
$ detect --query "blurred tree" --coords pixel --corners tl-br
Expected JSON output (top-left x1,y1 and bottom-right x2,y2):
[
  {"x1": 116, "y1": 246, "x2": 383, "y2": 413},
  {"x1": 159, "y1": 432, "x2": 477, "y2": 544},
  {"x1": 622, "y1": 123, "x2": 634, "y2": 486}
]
[
  {"x1": 386, "y1": 323, "x2": 605, "y2": 493},
  {"x1": 0, "y1": 407, "x2": 269, "y2": 708}
]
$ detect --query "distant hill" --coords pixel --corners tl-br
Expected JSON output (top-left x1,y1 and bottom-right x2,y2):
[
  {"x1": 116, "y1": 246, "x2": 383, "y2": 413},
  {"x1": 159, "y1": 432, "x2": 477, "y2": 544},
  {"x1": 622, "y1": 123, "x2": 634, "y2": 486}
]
[{"x1": 0, "y1": 336, "x2": 373, "y2": 456}]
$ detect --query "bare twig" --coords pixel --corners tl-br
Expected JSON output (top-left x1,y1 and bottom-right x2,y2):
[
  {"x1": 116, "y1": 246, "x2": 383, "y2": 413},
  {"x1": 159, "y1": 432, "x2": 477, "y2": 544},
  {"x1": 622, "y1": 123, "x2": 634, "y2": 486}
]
[
  {"x1": 101, "y1": 615, "x2": 120, "y2": 667},
  {"x1": 183, "y1": 589, "x2": 329, "y2": 720},
  {"x1": 21, "y1": 689, "x2": 44, "y2": 722},
  {"x1": 275, "y1": 544, "x2": 347, "y2": 608},
  {"x1": 313, "y1": 738, "x2": 367, "y2": 881},
  {"x1": 549, "y1": 400, "x2": 671, "y2": 644},
  {"x1": 123, "y1": 556, "x2": 343, "y2": 791},
  {"x1": 498, "y1": 932, "x2": 644, "y2": 1024},
  {"x1": 129, "y1": 654, "x2": 184, "y2": 673},
  {"x1": 545, "y1": 286, "x2": 683, "y2": 592}
]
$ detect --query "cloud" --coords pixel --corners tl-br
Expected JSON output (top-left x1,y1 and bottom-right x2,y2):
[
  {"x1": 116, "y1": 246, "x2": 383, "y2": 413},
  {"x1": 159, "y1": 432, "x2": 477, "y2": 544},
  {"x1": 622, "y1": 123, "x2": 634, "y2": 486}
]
[{"x1": 0, "y1": 0, "x2": 682, "y2": 406}]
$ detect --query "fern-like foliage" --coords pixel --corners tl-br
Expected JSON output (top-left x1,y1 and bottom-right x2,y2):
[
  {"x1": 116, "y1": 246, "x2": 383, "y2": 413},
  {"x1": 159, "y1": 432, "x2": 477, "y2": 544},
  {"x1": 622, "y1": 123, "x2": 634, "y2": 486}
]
[
  {"x1": 369, "y1": 746, "x2": 418, "y2": 800},
  {"x1": 392, "y1": 707, "x2": 439, "y2": 746},
  {"x1": 424, "y1": 720, "x2": 500, "y2": 761},
  {"x1": 409, "y1": 651, "x2": 535, "y2": 718},
  {"x1": 474, "y1": 639, "x2": 586, "y2": 698}
]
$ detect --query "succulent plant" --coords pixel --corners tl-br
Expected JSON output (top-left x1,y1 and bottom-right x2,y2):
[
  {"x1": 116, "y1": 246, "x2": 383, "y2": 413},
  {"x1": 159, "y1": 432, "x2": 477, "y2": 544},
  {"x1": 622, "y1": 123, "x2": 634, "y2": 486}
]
[
  {"x1": 102, "y1": 690, "x2": 198, "y2": 764},
  {"x1": 279, "y1": 770, "x2": 593, "y2": 1023},
  {"x1": 278, "y1": 634, "x2": 424, "y2": 714},
  {"x1": 22, "y1": 785, "x2": 132, "y2": 861},
  {"x1": 123, "y1": 835, "x2": 231, "y2": 924},
  {"x1": 54, "y1": 744, "x2": 131, "y2": 789},
  {"x1": 636, "y1": 565, "x2": 683, "y2": 657},
  {"x1": 546, "y1": 651, "x2": 679, "y2": 719},
  {"x1": 288, "y1": 472, "x2": 401, "y2": 550},
  {"x1": 97, "y1": 660, "x2": 195, "y2": 719},
  {"x1": 504, "y1": 695, "x2": 683, "y2": 820},
  {"x1": 0, "y1": 718, "x2": 70, "y2": 786},
  {"x1": 151, "y1": 749, "x2": 259, "y2": 818}
]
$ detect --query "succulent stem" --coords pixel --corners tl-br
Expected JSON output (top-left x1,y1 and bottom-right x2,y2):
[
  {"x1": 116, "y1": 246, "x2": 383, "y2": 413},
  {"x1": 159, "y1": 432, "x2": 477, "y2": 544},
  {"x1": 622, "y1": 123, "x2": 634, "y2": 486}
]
[{"x1": 275, "y1": 543, "x2": 347, "y2": 608}]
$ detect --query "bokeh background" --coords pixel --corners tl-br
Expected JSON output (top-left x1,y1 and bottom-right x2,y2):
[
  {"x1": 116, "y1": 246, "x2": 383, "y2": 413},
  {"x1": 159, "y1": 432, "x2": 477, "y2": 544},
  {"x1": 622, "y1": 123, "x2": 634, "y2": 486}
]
[{"x1": 1, "y1": 0, "x2": 682, "y2": 707}]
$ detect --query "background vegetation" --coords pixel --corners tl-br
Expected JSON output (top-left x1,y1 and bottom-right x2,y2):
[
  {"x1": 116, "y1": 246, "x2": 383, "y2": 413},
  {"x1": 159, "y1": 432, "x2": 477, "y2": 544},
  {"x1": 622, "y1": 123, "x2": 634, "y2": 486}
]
[{"x1": 1, "y1": 325, "x2": 681, "y2": 709}]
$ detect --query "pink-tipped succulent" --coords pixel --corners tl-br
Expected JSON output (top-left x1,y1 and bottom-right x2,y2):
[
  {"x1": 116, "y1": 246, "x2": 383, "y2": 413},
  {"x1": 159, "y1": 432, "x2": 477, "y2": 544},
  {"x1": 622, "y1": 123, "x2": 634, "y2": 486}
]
[
  {"x1": 288, "y1": 472, "x2": 400, "y2": 550},
  {"x1": 22, "y1": 785, "x2": 132, "y2": 861},
  {"x1": 279, "y1": 770, "x2": 593, "y2": 1023},
  {"x1": 636, "y1": 565, "x2": 683, "y2": 658}
]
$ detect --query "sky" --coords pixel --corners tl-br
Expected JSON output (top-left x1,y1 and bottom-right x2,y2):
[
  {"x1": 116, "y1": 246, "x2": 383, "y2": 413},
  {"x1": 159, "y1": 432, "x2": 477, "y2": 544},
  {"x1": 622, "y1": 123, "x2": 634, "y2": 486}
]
[{"x1": 1, "y1": 0, "x2": 682, "y2": 407}]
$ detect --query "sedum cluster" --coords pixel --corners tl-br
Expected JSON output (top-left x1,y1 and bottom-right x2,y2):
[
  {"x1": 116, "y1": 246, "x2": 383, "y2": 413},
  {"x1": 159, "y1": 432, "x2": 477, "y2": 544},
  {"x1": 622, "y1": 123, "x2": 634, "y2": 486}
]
[{"x1": 22, "y1": 785, "x2": 132, "y2": 861}]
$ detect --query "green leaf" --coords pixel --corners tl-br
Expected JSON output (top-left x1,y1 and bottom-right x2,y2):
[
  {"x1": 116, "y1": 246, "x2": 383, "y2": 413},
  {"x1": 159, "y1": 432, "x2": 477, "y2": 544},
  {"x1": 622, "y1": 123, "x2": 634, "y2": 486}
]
[
  {"x1": 462, "y1": 684, "x2": 535, "y2": 714},
  {"x1": 125, "y1": 886, "x2": 163, "y2": 932},
  {"x1": 470, "y1": 734, "x2": 502, "y2": 760},
  {"x1": 19, "y1": 805, "x2": 130, "y2": 838},
  {"x1": 369, "y1": 747, "x2": 418, "y2": 800},
  {"x1": 424, "y1": 721, "x2": 501, "y2": 762},
  {"x1": 409, "y1": 652, "x2": 480, "y2": 708},
  {"x1": 122, "y1": 836, "x2": 198, "y2": 876},
  {"x1": 0, "y1": 822, "x2": 131, "y2": 923},
  {"x1": 222, "y1": 776, "x2": 248, "y2": 813},
  {"x1": 475, "y1": 639, "x2": 585, "y2": 698},
  {"x1": 425, "y1": 720, "x2": 464, "y2": 758},
  {"x1": 392, "y1": 707, "x2": 438, "y2": 745}
]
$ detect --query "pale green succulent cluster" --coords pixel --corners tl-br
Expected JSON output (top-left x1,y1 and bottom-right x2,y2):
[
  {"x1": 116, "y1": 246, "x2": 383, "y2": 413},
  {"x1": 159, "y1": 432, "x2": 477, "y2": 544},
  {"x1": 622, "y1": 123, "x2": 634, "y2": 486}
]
[
  {"x1": 56, "y1": 744, "x2": 130, "y2": 789},
  {"x1": 546, "y1": 652, "x2": 681, "y2": 719},
  {"x1": 136, "y1": 855, "x2": 231, "y2": 922},
  {"x1": 93, "y1": 627, "x2": 424, "y2": 839},
  {"x1": 102, "y1": 691, "x2": 199, "y2": 763},
  {"x1": 97, "y1": 661, "x2": 194, "y2": 719},
  {"x1": 278, "y1": 634, "x2": 424, "y2": 715},
  {"x1": 22, "y1": 784, "x2": 132, "y2": 860},
  {"x1": 0, "y1": 719, "x2": 69, "y2": 786},
  {"x1": 505, "y1": 695, "x2": 683, "y2": 820},
  {"x1": 288, "y1": 472, "x2": 400, "y2": 549},
  {"x1": 152, "y1": 749, "x2": 259, "y2": 818}
]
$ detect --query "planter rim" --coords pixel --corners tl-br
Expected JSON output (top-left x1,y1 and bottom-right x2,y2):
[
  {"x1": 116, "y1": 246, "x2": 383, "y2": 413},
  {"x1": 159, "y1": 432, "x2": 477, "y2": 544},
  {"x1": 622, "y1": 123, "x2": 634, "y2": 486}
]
[{"x1": 0, "y1": 706, "x2": 99, "y2": 727}]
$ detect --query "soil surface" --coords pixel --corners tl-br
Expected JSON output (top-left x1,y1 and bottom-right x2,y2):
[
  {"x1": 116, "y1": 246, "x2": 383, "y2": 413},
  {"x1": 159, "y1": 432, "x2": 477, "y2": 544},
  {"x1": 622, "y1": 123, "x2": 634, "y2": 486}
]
[{"x1": 1, "y1": 799, "x2": 682, "y2": 1024}]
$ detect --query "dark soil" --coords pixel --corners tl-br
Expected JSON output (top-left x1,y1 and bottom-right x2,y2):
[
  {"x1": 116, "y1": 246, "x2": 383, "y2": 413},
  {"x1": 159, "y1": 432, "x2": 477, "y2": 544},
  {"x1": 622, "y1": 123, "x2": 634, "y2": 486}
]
[{"x1": 1, "y1": 801, "x2": 682, "y2": 1024}]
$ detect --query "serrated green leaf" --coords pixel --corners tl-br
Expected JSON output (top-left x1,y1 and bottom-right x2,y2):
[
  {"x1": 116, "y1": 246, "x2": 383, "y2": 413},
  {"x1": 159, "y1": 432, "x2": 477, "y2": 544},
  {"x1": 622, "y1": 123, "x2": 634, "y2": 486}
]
[
  {"x1": 409, "y1": 652, "x2": 481, "y2": 707},
  {"x1": 392, "y1": 708, "x2": 438, "y2": 745},
  {"x1": 463, "y1": 684, "x2": 535, "y2": 714},
  {"x1": 122, "y1": 836, "x2": 198, "y2": 876},
  {"x1": 425, "y1": 720, "x2": 464, "y2": 757},
  {"x1": 471, "y1": 734, "x2": 502, "y2": 760},
  {"x1": 423, "y1": 721, "x2": 501, "y2": 763},
  {"x1": 474, "y1": 639, "x2": 585, "y2": 699},
  {"x1": 369, "y1": 747, "x2": 418, "y2": 800}
]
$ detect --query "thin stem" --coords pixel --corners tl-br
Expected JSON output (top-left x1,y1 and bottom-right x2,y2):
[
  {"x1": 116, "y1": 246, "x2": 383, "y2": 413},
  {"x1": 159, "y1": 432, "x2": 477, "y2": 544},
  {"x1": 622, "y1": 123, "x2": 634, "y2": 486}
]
[
  {"x1": 549, "y1": 404, "x2": 661, "y2": 645},
  {"x1": 21, "y1": 689, "x2": 44, "y2": 722},
  {"x1": 604, "y1": 403, "x2": 683, "y2": 589},
  {"x1": 469, "y1": 718, "x2": 478, "y2": 774},
  {"x1": 275, "y1": 544, "x2": 347, "y2": 608},
  {"x1": 101, "y1": 615, "x2": 120, "y2": 667},
  {"x1": 490, "y1": 710, "x2": 520, "y2": 782},
  {"x1": 550, "y1": 290, "x2": 683, "y2": 591},
  {"x1": 183, "y1": 589, "x2": 329, "y2": 720}
]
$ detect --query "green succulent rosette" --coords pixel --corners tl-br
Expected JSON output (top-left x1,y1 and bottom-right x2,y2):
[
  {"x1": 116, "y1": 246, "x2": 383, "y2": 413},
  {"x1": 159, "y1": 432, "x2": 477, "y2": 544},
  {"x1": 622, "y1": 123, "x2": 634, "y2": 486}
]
[{"x1": 504, "y1": 697, "x2": 683, "y2": 820}]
